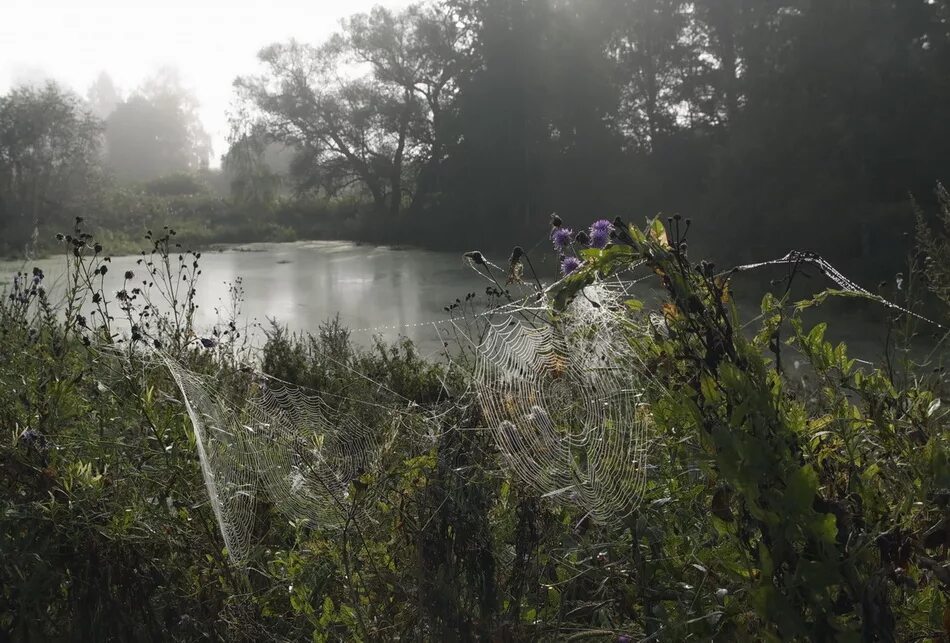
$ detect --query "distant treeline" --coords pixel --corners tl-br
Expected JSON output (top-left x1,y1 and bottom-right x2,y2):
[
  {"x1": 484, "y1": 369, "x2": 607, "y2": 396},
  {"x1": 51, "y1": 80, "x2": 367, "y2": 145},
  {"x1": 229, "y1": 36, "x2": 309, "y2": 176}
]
[{"x1": 3, "y1": 1, "x2": 950, "y2": 277}]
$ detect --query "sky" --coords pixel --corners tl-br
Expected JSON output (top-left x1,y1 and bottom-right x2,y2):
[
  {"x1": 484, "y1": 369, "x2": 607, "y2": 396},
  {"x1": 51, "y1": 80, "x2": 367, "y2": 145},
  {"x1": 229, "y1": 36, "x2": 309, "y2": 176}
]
[{"x1": 0, "y1": 0, "x2": 410, "y2": 166}]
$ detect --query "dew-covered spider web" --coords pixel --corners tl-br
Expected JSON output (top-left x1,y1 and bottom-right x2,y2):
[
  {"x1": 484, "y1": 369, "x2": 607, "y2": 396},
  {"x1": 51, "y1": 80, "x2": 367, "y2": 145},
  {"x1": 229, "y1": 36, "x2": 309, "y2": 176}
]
[
  {"x1": 470, "y1": 281, "x2": 661, "y2": 522},
  {"x1": 157, "y1": 244, "x2": 944, "y2": 564},
  {"x1": 162, "y1": 355, "x2": 414, "y2": 564},
  {"x1": 733, "y1": 250, "x2": 946, "y2": 329}
]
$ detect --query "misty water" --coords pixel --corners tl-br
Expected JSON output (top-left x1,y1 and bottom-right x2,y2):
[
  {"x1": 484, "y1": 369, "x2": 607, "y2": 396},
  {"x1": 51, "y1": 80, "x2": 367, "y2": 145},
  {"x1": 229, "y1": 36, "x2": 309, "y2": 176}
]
[
  {"x1": 0, "y1": 241, "x2": 501, "y2": 354},
  {"x1": 0, "y1": 240, "x2": 920, "y2": 361}
]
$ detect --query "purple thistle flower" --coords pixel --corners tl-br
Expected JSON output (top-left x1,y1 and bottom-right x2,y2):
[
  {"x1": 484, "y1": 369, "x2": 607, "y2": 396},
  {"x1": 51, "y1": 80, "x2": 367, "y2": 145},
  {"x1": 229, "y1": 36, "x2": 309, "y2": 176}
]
[
  {"x1": 560, "y1": 256, "x2": 582, "y2": 276},
  {"x1": 551, "y1": 227, "x2": 574, "y2": 250},
  {"x1": 589, "y1": 219, "x2": 614, "y2": 249},
  {"x1": 589, "y1": 227, "x2": 611, "y2": 249}
]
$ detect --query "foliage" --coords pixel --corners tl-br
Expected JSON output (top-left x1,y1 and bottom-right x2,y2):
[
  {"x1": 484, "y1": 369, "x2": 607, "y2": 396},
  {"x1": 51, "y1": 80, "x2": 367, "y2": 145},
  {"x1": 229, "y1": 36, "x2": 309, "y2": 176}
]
[
  {"x1": 234, "y1": 3, "x2": 463, "y2": 218},
  {"x1": 0, "y1": 215, "x2": 947, "y2": 640},
  {"x1": 917, "y1": 182, "x2": 950, "y2": 309},
  {"x1": 222, "y1": 0, "x2": 950, "y2": 271},
  {"x1": 548, "y1": 215, "x2": 950, "y2": 639},
  {"x1": 104, "y1": 68, "x2": 212, "y2": 182},
  {"x1": 223, "y1": 125, "x2": 282, "y2": 206},
  {"x1": 4, "y1": 1, "x2": 950, "y2": 272},
  {"x1": 143, "y1": 172, "x2": 211, "y2": 197},
  {"x1": 0, "y1": 223, "x2": 241, "y2": 639},
  {"x1": 0, "y1": 82, "x2": 103, "y2": 250}
]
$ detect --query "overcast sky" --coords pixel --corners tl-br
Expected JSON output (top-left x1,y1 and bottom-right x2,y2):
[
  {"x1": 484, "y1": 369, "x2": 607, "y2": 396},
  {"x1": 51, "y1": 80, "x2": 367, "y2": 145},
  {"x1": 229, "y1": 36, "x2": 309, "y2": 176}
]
[{"x1": 0, "y1": 0, "x2": 410, "y2": 165}]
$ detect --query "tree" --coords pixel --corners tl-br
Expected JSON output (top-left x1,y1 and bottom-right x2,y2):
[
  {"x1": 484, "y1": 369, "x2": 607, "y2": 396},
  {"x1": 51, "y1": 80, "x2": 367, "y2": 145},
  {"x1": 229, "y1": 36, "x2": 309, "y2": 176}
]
[
  {"x1": 441, "y1": 0, "x2": 557, "y2": 231},
  {"x1": 86, "y1": 71, "x2": 122, "y2": 120},
  {"x1": 0, "y1": 82, "x2": 102, "y2": 249},
  {"x1": 223, "y1": 124, "x2": 281, "y2": 206},
  {"x1": 346, "y1": 4, "x2": 465, "y2": 214},
  {"x1": 607, "y1": 0, "x2": 696, "y2": 150},
  {"x1": 104, "y1": 68, "x2": 212, "y2": 182},
  {"x1": 441, "y1": 0, "x2": 637, "y2": 236},
  {"x1": 234, "y1": 4, "x2": 463, "y2": 218},
  {"x1": 701, "y1": 0, "x2": 950, "y2": 267}
]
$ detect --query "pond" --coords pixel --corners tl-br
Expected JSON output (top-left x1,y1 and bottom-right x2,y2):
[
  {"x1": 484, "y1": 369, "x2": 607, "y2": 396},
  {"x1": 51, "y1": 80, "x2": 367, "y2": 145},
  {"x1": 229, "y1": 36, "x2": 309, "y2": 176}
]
[
  {"x1": 0, "y1": 240, "x2": 925, "y2": 363},
  {"x1": 0, "y1": 241, "x2": 514, "y2": 355}
]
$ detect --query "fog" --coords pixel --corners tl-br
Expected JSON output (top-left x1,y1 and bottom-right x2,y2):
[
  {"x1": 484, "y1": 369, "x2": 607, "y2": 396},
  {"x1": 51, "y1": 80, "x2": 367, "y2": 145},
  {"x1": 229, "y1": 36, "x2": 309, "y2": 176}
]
[
  {"x1": 0, "y1": 0, "x2": 410, "y2": 162},
  {"x1": 2, "y1": 0, "x2": 949, "y2": 275}
]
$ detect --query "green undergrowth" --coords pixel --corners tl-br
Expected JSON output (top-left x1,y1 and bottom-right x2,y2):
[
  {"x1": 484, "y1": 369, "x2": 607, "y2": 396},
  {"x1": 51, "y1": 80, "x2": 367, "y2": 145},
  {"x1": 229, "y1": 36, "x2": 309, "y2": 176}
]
[{"x1": 0, "y1": 214, "x2": 948, "y2": 641}]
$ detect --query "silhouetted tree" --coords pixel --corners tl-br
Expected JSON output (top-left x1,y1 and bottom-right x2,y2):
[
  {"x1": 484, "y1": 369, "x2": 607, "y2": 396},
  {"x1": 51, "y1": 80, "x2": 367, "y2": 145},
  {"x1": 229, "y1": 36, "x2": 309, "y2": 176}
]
[
  {"x1": 0, "y1": 82, "x2": 102, "y2": 249},
  {"x1": 234, "y1": 4, "x2": 463, "y2": 219}
]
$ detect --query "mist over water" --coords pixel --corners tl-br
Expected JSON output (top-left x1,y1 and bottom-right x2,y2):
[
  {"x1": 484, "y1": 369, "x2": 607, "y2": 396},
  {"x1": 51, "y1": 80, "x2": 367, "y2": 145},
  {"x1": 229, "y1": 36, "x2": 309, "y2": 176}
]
[
  {"x1": 0, "y1": 239, "x2": 912, "y2": 362},
  {"x1": 2, "y1": 1, "x2": 950, "y2": 637},
  {"x1": 0, "y1": 241, "x2": 495, "y2": 352}
]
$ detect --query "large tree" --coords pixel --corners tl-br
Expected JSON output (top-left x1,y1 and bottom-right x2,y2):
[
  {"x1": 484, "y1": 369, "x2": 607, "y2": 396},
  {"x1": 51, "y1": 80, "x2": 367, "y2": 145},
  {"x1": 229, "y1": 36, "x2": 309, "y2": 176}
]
[
  {"x1": 234, "y1": 4, "x2": 463, "y2": 218},
  {"x1": 608, "y1": 0, "x2": 695, "y2": 150},
  {"x1": 699, "y1": 0, "x2": 950, "y2": 265},
  {"x1": 104, "y1": 68, "x2": 212, "y2": 182},
  {"x1": 0, "y1": 82, "x2": 102, "y2": 248},
  {"x1": 223, "y1": 124, "x2": 282, "y2": 206}
]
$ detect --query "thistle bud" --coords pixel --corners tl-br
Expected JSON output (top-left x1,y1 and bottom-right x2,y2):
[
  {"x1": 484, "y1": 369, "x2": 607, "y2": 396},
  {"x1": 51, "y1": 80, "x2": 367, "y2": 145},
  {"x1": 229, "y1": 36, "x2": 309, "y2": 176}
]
[{"x1": 464, "y1": 251, "x2": 486, "y2": 266}]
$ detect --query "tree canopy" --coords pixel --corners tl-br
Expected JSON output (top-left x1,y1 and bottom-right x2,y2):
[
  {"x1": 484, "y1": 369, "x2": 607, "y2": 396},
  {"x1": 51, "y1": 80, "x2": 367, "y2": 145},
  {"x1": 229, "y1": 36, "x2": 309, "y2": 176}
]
[
  {"x1": 230, "y1": 0, "x2": 950, "y2": 273},
  {"x1": 234, "y1": 4, "x2": 464, "y2": 218},
  {"x1": 104, "y1": 68, "x2": 212, "y2": 182},
  {"x1": 0, "y1": 82, "x2": 102, "y2": 249}
]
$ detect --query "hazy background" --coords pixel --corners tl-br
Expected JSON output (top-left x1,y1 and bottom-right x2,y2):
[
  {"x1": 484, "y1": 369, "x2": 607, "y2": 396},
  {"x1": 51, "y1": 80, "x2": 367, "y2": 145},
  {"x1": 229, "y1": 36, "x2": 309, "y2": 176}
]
[
  {"x1": 0, "y1": 0, "x2": 410, "y2": 162},
  {"x1": 2, "y1": 0, "x2": 949, "y2": 284}
]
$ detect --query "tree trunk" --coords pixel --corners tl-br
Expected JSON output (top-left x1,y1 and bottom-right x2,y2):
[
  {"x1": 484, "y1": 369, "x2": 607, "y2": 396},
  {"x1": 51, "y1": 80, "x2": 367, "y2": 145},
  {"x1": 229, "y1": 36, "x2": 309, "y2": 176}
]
[{"x1": 389, "y1": 90, "x2": 413, "y2": 217}]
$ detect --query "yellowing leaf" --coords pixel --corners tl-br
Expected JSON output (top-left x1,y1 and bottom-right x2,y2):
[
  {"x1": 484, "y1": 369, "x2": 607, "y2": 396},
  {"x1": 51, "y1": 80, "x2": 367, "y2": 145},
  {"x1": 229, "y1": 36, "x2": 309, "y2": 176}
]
[{"x1": 649, "y1": 218, "x2": 670, "y2": 249}]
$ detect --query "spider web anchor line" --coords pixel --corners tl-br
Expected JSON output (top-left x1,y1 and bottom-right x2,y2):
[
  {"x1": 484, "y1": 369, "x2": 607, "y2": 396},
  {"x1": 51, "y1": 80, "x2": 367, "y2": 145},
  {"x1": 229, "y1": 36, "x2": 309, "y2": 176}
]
[{"x1": 731, "y1": 250, "x2": 946, "y2": 330}]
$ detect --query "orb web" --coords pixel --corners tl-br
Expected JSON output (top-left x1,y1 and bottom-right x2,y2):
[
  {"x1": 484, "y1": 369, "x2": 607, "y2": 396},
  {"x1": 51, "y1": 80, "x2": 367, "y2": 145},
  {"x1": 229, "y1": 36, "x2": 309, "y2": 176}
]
[
  {"x1": 473, "y1": 282, "x2": 657, "y2": 521},
  {"x1": 162, "y1": 356, "x2": 405, "y2": 565},
  {"x1": 164, "y1": 360, "x2": 258, "y2": 563}
]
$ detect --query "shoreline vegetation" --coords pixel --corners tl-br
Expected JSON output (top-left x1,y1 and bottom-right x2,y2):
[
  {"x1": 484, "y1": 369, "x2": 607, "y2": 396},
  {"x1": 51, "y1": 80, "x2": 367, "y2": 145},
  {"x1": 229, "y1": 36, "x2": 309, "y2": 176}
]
[{"x1": 0, "y1": 214, "x2": 947, "y2": 639}]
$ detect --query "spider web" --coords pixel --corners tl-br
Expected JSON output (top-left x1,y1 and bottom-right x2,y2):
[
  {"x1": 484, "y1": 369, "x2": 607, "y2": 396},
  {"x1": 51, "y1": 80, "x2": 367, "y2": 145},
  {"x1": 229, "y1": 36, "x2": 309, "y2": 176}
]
[
  {"x1": 472, "y1": 282, "x2": 659, "y2": 521},
  {"x1": 158, "y1": 245, "x2": 944, "y2": 563},
  {"x1": 162, "y1": 356, "x2": 407, "y2": 564},
  {"x1": 733, "y1": 250, "x2": 946, "y2": 329}
]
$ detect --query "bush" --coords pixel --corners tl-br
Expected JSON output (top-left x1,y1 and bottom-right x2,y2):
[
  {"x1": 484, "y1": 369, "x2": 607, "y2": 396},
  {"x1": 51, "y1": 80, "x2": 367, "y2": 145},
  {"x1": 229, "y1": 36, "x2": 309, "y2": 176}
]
[{"x1": 143, "y1": 172, "x2": 210, "y2": 197}]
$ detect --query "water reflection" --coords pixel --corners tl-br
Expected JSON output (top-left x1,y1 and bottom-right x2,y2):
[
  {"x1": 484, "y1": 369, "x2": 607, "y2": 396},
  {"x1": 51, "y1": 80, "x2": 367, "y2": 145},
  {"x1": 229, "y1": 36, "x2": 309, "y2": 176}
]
[
  {"x1": 0, "y1": 241, "x2": 489, "y2": 354},
  {"x1": 0, "y1": 240, "x2": 906, "y2": 362}
]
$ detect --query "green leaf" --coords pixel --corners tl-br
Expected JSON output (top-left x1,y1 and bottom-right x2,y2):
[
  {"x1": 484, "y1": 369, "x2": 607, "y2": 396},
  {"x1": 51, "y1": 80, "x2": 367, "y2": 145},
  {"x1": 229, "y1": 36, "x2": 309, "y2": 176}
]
[
  {"x1": 811, "y1": 512, "x2": 838, "y2": 544},
  {"x1": 786, "y1": 464, "x2": 818, "y2": 515},
  {"x1": 625, "y1": 298, "x2": 644, "y2": 312},
  {"x1": 806, "y1": 323, "x2": 827, "y2": 348},
  {"x1": 700, "y1": 373, "x2": 721, "y2": 403}
]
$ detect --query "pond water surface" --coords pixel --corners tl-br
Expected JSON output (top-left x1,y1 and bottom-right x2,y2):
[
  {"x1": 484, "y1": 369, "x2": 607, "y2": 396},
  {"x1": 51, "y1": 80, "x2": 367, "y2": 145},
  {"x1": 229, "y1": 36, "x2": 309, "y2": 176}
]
[
  {"x1": 0, "y1": 240, "x2": 932, "y2": 364},
  {"x1": 0, "y1": 241, "x2": 503, "y2": 354}
]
